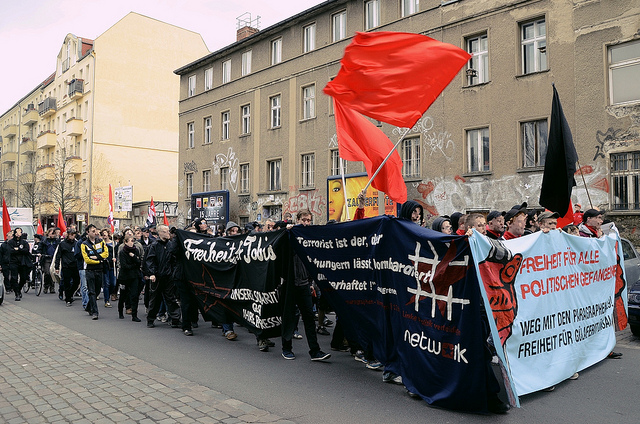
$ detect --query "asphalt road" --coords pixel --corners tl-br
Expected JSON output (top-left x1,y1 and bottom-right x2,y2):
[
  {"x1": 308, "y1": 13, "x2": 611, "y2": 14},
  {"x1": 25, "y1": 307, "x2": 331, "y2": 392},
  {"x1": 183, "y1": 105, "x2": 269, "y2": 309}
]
[{"x1": 11, "y1": 290, "x2": 640, "y2": 424}]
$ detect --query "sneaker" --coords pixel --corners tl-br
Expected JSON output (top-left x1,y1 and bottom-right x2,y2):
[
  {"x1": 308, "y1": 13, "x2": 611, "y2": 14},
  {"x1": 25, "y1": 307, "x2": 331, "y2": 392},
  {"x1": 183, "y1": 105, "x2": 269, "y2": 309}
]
[
  {"x1": 159, "y1": 314, "x2": 168, "y2": 323},
  {"x1": 311, "y1": 351, "x2": 331, "y2": 361},
  {"x1": 132, "y1": 316, "x2": 141, "y2": 322},
  {"x1": 331, "y1": 344, "x2": 350, "y2": 352},
  {"x1": 92, "y1": 314, "x2": 99, "y2": 320},
  {"x1": 543, "y1": 386, "x2": 555, "y2": 392},
  {"x1": 317, "y1": 326, "x2": 330, "y2": 335},
  {"x1": 15, "y1": 296, "x2": 20, "y2": 301},
  {"x1": 569, "y1": 372, "x2": 579, "y2": 380},
  {"x1": 184, "y1": 329, "x2": 194, "y2": 336},
  {"x1": 366, "y1": 360, "x2": 383, "y2": 370},
  {"x1": 382, "y1": 371, "x2": 403, "y2": 385},
  {"x1": 119, "y1": 313, "x2": 124, "y2": 319},
  {"x1": 293, "y1": 331, "x2": 303, "y2": 339},
  {"x1": 353, "y1": 350, "x2": 366, "y2": 363},
  {"x1": 147, "y1": 322, "x2": 155, "y2": 328},
  {"x1": 104, "y1": 302, "x2": 112, "y2": 308},
  {"x1": 607, "y1": 351, "x2": 623, "y2": 359},
  {"x1": 405, "y1": 388, "x2": 421, "y2": 399},
  {"x1": 225, "y1": 331, "x2": 237, "y2": 340},
  {"x1": 258, "y1": 340, "x2": 269, "y2": 352},
  {"x1": 487, "y1": 396, "x2": 510, "y2": 414},
  {"x1": 66, "y1": 302, "x2": 73, "y2": 307},
  {"x1": 323, "y1": 318, "x2": 334, "y2": 327},
  {"x1": 282, "y1": 351, "x2": 296, "y2": 360}
]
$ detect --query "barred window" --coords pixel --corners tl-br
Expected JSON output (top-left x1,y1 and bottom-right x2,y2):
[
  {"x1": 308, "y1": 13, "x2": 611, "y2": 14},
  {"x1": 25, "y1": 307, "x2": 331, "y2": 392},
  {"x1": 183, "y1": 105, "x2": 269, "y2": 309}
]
[
  {"x1": 301, "y1": 153, "x2": 315, "y2": 188},
  {"x1": 611, "y1": 151, "x2": 640, "y2": 210},
  {"x1": 402, "y1": 137, "x2": 421, "y2": 178}
]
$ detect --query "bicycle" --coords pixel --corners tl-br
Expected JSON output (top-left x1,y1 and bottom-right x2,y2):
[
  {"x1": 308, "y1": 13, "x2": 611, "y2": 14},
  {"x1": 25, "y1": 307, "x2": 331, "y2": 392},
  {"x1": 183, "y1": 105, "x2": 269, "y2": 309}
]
[{"x1": 23, "y1": 259, "x2": 44, "y2": 296}]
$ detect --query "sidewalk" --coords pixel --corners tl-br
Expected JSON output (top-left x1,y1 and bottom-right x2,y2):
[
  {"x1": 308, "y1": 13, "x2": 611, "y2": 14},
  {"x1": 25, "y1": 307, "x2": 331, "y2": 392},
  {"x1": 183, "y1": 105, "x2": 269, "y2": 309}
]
[{"x1": 0, "y1": 302, "x2": 294, "y2": 424}]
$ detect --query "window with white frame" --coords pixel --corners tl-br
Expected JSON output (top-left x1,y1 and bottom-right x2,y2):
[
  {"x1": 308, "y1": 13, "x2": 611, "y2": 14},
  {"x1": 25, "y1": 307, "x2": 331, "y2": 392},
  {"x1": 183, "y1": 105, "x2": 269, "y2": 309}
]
[
  {"x1": 521, "y1": 119, "x2": 548, "y2": 168},
  {"x1": 332, "y1": 11, "x2": 347, "y2": 42},
  {"x1": 402, "y1": 0, "x2": 419, "y2": 17},
  {"x1": 302, "y1": 85, "x2": 315, "y2": 119},
  {"x1": 301, "y1": 153, "x2": 315, "y2": 188},
  {"x1": 203, "y1": 170, "x2": 211, "y2": 192},
  {"x1": 187, "y1": 122, "x2": 194, "y2": 148},
  {"x1": 240, "y1": 163, "x2": 250, "y2": 194},
  {"x1": 186, "y1": 173, "x2": 193, "y2": 197},
  {"x1": 466, "y1": 33, "x2": 488, "y2": 85},
  {"x1": 303, "y1": 24, "x2": 316, "y2": 53},
  {"x1": 268, "y1": 159, "x2": 282, "y2": 191},
  {"x1": 521, "y1": 18, "x2": 547, "y2": 74},
  {"x1": 221, "y1": 111, "x2": 230, "y2": 140},
  {"x1": 365, "y1": 0, "x2": 380, "y2": 30},
  {"x1": 222, "y1": 60, "x2": 231, "y2": 84},
  {"x1": 466, "y1": 128, "x2": 490, "y2": 173},
  {"x1": 241, "y1": 51, "x2": 252, "y2": 76},
  {"x1": 220, "y1": 167, "x2": 229, "y2": 191},
  {"x1": 204, "y1": 67, "x2": 213, "y2": 90},
  {"x1": 270, "y1": 95, "x2": 281, "y2": 128},
  {"x1": 402, "y1": 137, "x2": 421, "y2": 178},
  {"x1": 271, "y1": 38, "x2": 282, "y2": 65},
  {"x1": 608, "y1": 39, "x2": 640, "y2": 105},
  {"x1": 241, "y1": 105, "x2": 251, "y2": 134},
  {"x1": 188, "y1": 75, "x2": 196, "y2": 97},
  {"x1": 611, "y1": 151, "x2": 640, "y2": 210},
  {"x1": 204, "y1": 117, "x2": 212, "y2": 144},
  {"x1": 330, "y1": 149, "x2": 347, "y2": 175}
]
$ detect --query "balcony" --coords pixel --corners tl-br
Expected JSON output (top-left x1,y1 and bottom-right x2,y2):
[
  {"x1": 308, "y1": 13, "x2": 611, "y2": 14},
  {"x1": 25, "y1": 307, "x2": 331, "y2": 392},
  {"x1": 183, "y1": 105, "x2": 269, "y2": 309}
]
[
  {"x1": 23, "y1": 107, "x2": 39, "y2": 125},
  {"x1": 38, "y1": 97, "x2": 57, "y2": 117},
  {"x1": 2, "y1": 171, "x2": 17, "y2": 191},
  {"x1": 68, "y1": 79, "x2": 84, "y2": 100},
  {"x1": 1, "y1": 150, "x2": 18, "y2": 163},
  {"x1": 37, "y1": 130, "x2": 57, "y2": 149},
  {"x1": 66, "y1": 118, "x2": 83, "y2": 136},
  {"x1": 2, "y1": 124, "x2": 17, "y2": 138},
  {"x1": 66, "y1": 156, "x2": 82, "y2": 174},
  {"x1": 20, "y1": 138, "x2": 36, "y2": 155},
  {"x1": 36, "y1": 164, "x2": 55, "y2": 182}
]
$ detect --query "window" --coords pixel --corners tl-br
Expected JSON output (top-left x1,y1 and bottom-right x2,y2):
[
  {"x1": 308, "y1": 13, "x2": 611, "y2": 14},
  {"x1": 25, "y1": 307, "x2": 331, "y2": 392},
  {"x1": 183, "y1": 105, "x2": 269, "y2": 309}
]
[
  {"x1": 241, "y1": 105, "x2": 251, "y2": 135},
  {"x1": 365, "y1": 0, "x2": 380, "y2": 30},
  {"x1": 188, "y1": 75, "x2": 196, "y2": 97},
  {"x1": 521, "y1": 18, "x2": 547, "y2": 74},
  {"x1": 466, "y1": 128, "x2": 490, "y2": 173},
  {"x1": 220, "y1": 167, "x2": 229, "y2": 191},
  {"x1": 521, "y1": 119, "x2": 548, "y2": 168},
  {"x1": 301, "y1": 153, "x2": 315, "y2": 188},
  {"x1": 222, "y1": 60, "x2": 231, "y2": 84},
  {"x1": 271, "y1": 38, "x2": 282, "y2": 65},
  {"x1": 466, "y1": 34, "x2": 489, "y2": 85},
  {"x1": 270, "y1": 95, "x2": 281, "y2": 128},
  {"x1": 268, "y1": 159, "x2": 282, "y2": 191},
  {"x1": 204, "y1": 67, "x2": 213, "y2": 90},
  {"x1": 204, "y1": 117, "x2": 212, "y2": 144},
  {"x1": 221, "y1": 111, "x2": 230, "y2": 140},
  {"x1": 332, "y1": 11, "x2": 347, "y2": 42},
  {"x1": 608, "y1": 39, "x2": 640, "y2": 105},
  {"x1": 611, "y1": 151, "x2": 640, "y2": 210},
  {"x1": 302, "y1": 85, "x2": 315, "y2": 119},
  {"x1": 402, "y1": 0, "x2": 419, "y2": 17},
  {"x1": 203, "y1": 170, "x2": 211, "y2": 192},
  {"x1": 186, "y1": 173, "x2": 193, "y2": 197},
  {"x1": 402, "y1": 137, "x2": 421, "y2": 178},
  {"x1": 187, "y1": 122, "x2": 194, "y2": 148},
  {"x1": 241, "y1": 51, "x2": 252, "y2": 76},
  {"x1": 330, "y1": 149, "x2": 347, "y2": 175},
  {"x1": 303, "y1": 24, "x2": 316, "y2": 53},
  {"x1": 240, "y1": 164, "x2": 250, "y2": 194}
]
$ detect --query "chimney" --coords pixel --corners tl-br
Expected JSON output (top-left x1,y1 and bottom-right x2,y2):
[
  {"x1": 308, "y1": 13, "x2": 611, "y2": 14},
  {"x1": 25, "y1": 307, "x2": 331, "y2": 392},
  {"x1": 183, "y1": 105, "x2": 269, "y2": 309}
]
[{"x1": 236, "y1": 12, "x2": 261, "y2": 41}]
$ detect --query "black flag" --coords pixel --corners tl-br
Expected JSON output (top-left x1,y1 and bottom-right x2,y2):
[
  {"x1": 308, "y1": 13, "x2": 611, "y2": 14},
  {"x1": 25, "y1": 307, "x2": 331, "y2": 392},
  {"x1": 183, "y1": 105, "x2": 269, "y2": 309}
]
[{"x1": 539, "y1": 84, "x2": 578, "y2": 214}]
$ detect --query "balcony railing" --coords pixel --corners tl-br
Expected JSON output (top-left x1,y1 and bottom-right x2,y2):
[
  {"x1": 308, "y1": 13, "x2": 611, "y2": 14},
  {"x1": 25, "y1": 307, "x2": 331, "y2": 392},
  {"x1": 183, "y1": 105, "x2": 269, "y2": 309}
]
[
  {"x1": 68, "y1": 79, "x2": 84, "y2": 99},
  {"x1": 38, "y1": 97, "x2": 57, "y2": 117}
]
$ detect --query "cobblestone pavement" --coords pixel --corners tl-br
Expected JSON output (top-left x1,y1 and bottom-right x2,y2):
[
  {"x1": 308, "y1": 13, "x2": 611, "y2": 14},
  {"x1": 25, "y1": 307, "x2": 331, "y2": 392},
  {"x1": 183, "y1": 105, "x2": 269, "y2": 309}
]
[{"x1": 0, "y1": 302, "x2": 294, "y2": 424}]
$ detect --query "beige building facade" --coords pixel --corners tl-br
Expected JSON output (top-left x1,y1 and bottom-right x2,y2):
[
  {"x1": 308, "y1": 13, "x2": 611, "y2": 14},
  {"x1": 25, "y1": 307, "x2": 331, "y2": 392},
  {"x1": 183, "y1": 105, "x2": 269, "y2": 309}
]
[
  {"x1": 1, "y1": 12, "x2": 209, "y2": 229},
  {"x1": 176, "y1": 0, "x2": 639, "y2": 241}
]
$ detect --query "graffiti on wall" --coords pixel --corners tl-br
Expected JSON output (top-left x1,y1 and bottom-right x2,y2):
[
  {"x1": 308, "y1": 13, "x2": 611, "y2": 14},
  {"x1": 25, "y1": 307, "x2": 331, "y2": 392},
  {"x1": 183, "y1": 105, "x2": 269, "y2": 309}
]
[
  {"x1": 212, "y1": 147, "x2": 239, "y2": 193},
  {"x1": 593, "y1": 127, "x2": 639, "y2": 161},
  {"x1": 183, "y1": 160, "x2": 198, "y2": 174},
  {"x1": 284, "y1": 188, "x2": 326, "y2": 218},
  {"x1": 393, "y1": 116, "x2": 455, "y2": 162}
]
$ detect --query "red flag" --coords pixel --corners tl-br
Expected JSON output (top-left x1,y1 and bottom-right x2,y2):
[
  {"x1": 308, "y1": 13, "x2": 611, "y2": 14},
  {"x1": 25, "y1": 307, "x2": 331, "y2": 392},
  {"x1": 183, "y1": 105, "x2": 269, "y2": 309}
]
[
  {"x1": 556, "y1": 203, "x2": 575, "y2": 229},
  {"x1": 333, "y1": 100, "x2": 407, "y2": 203},
  {"x1": 36, "y1": 221, "x2": 44, "y2": 236},
  {"x1": 163, "y1": 213, "x2": 169, "y2": 226},
  {"x1": 2, "y1": 197, "x2": 11, "y2": 238},
  {"x1": 324, "y1": 31, "x2": 471, "y2": 128},
  {"x1": 57, "y1": 208, "x2": 67, "y2": 233},
  {"x1": 107, "y1": 184, "x2": 115, "y2": 233},
  {"x1": 147, "y1": 197, "x2": 156, "y2": 227}
]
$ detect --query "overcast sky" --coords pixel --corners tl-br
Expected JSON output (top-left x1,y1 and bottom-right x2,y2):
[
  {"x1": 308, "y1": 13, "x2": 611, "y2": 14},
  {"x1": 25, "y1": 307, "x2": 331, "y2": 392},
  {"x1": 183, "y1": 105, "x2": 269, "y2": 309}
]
[{"x1": 0, "y1": 0, "x2": 325, "y2": 114}]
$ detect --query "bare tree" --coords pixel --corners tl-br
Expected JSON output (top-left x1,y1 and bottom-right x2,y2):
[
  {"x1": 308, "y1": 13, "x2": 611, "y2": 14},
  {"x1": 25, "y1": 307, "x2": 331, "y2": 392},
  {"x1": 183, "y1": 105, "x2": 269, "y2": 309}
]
[{"x1": 40, "y1": 140, "x2": 88, "y2": 217}]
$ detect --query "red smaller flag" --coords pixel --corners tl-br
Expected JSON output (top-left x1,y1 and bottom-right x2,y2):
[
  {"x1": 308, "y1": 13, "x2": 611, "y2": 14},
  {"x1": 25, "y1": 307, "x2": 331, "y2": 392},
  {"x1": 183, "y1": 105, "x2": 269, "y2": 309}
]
[
  {"x1": 556, "y1": 203, "x2": 575, "y2": 229},
  {"x1": 163, "y1": 213, "x2": 169, "y2": 226},
  {"x1": 108, "y1": 184, "x2": 115, "y2": 233},
  {"x1": 2, "y1": 197, "x2": 11, "y2": 238},
  {"x1": 36, "y1": 221, "x2": 44, "y2": 236},
  {"x1": 57, "y1": 208, "x2": 67, "y2": 233}
]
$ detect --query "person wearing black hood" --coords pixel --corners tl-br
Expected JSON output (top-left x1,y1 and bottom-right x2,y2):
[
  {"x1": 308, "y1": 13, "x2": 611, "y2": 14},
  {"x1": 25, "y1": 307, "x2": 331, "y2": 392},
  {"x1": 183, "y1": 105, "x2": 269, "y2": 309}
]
[
  {"x1": 431, "y1": 216, "x2": 452, "y2": 234},
  {"x1": 7, "y1": 228, "x2": 31, "y2": 301},
  {"x1": 399, "y1": 200, "x2": 424, "y2": 226},
  {"x1": 54, "y1": 229, "x2": 80, "y2": 306}
]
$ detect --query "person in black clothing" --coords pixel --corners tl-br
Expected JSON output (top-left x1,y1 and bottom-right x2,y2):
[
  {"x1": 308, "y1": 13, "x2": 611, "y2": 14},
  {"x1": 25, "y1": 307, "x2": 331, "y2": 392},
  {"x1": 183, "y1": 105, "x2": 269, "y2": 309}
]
[
  {"x1": 7, "y1": 228, "x2": 31, "y2": 300},
  {"x1": 54, "y1": 229, "x2": 80, "y2": 306},
  {"x1": 144, "y1": 224, "x2": 181, "y2": 328},
  {"x1": 118, "y1": 234, "x2": 143, "y2": 322},
  {"x1": 80, "y1": 225, "x2": 109, "y2": 320},
  {"x1": 0, "y1": 231, "x2": 12, "y2": 293},
  {"x1": 39, "y1": 228, "x2": 61, "y2": 294}
]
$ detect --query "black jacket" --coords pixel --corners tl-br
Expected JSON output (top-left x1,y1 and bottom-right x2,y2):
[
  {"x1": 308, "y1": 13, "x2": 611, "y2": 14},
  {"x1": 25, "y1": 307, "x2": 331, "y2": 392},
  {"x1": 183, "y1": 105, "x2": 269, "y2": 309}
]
[
  {"x1": 0, "y1": 240, "x2": 10, "y2": 267},
  {"x1": 7, "y1": 236, "x2": 31, "y2": 267},
  {"x1": 144, "y1": 238, "x2": 177, "y2": 279},
  {"x1": 55, "y1": 238, "x2": 77, "y2": 269},
  {"x1": 118, "y1": 245, "x2": 142, "y2": 281}
]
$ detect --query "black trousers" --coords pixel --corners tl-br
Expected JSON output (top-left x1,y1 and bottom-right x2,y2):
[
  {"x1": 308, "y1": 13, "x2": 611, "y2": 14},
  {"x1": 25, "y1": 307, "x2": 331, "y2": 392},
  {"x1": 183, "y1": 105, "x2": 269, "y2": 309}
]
[
  {"x1": 118, "y1": 277, "x2": 139, "y2": 317},
  {"x1": 84, "y1": 268, "x2": 103, "y2": 316},
  {"x1": 281, "y1": 284, "x2": 321, "y2": 356},
  {"x1": 174, "y1": 278, "x2": 198, "y2": 331},
  {"x1": 8, "y1": 264, "x2": 29, "y2": 293},
  {"x1": 62, "y1": 266, "x2": 80, "y2": 303},
  {"x1": 147, "y1": 276, "x2": 181, "y2": 324}
]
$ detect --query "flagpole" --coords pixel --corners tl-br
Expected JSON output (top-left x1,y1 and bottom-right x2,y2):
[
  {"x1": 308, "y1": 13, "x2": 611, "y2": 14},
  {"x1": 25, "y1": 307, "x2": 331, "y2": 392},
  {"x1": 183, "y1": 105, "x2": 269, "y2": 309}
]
[
  {"x1": 362, "y1": 127, "x2": 411, "y2": 193},
  {"x1": 339, "y1": 158, "x2": 350, "y2": 221},
  {"x1": 576, "y1": 159, "x2": 594, "y2": 209}
]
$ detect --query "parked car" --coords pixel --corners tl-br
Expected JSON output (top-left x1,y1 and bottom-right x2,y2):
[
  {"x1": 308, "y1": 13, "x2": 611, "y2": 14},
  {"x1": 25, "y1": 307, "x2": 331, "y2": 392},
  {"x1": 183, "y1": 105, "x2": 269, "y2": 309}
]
[{"x1": 623, "y1": 238, "x2": 640, "y2": 337}]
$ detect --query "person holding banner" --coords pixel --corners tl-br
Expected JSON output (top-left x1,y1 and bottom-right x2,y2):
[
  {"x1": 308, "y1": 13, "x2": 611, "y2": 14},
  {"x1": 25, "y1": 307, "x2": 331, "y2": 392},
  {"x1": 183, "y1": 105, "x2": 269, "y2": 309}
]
[
  {"x1": 578, "y1": 209, "x2": 604, "y2": 238},
  {"x1": 538, "y1": 211, "x2": 560, "y2": 233},
  {"x1": 502, "y1": 203, "x2": 528, "y2": 240},
  {"x1": 485, "y1": 211, "x2": 505, "y2": 240}
]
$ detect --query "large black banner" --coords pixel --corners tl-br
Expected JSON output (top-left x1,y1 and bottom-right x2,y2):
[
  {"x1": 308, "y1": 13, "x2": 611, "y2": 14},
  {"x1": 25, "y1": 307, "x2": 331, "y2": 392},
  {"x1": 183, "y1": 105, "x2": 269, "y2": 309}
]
[{"x1": 176, "y1": 229, "x2": 289, "y2": 338}]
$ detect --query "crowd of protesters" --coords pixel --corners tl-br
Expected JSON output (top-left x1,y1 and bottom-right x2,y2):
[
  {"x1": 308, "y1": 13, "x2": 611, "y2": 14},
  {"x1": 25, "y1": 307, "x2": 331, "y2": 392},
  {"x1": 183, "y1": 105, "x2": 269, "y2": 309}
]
[{"x1": 0, "y1": 198, "x2": 625, "y2": 414}]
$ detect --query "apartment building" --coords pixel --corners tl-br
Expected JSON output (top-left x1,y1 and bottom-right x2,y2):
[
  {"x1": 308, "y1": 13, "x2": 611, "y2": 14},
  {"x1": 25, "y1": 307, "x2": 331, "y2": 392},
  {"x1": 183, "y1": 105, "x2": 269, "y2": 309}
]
[
  {"x1": 175, "y1": 0, "x2": 640, "y2": 242},
  {"x1": 0, "y1": 12, "x2": 209, "y2": 229}
]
